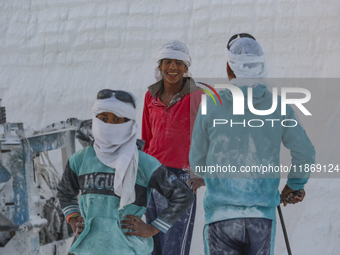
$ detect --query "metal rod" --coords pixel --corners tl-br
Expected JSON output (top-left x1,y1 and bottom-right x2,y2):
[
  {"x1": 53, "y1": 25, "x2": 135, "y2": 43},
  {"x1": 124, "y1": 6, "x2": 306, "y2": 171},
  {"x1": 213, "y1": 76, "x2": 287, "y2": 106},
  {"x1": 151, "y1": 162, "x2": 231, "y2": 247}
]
[
  {"x1": 0, "y1": 225, "x2": 20, "y2": 231},
  {"x1": 277, "y1": 205, "x2": 292, "y2": 255}
]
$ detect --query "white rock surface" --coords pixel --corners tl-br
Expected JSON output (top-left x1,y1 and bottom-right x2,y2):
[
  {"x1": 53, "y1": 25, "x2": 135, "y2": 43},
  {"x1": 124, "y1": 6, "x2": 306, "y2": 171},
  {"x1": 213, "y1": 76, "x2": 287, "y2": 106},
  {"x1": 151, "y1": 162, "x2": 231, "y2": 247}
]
[{"x1": 1, "y1": 0, "x2": 339, "y2": 254}]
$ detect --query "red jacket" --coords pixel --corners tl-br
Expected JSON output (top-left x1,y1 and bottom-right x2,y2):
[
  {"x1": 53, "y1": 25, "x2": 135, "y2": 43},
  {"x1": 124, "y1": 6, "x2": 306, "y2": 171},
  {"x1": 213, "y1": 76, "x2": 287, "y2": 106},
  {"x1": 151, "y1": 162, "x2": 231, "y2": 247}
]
[{"x1": 142, "y1": 78, "x2": 204, "y2": 169}]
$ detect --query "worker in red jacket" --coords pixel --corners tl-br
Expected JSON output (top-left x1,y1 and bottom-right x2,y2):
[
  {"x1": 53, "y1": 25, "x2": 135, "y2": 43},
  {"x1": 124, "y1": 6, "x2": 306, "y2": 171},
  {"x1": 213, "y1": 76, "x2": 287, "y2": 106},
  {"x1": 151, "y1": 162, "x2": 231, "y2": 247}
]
[{"x1": 142, "y1": 40, "x2": 205, "y2": 255}]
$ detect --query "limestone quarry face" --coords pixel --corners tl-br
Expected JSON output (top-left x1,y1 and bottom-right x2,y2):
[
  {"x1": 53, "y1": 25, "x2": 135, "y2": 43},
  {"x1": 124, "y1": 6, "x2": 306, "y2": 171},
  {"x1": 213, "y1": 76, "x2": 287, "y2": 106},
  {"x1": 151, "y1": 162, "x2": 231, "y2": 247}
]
[{"x1": 1, "y1": 0, "x2": 339, "y2": 254}]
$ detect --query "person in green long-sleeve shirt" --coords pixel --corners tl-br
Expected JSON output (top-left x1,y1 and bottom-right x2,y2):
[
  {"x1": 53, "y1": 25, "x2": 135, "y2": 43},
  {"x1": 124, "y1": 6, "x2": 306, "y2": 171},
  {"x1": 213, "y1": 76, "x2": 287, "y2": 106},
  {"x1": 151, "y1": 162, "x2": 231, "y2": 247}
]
[{"x1": 57, "y1": 89, "x2": 194, "y2": 255}]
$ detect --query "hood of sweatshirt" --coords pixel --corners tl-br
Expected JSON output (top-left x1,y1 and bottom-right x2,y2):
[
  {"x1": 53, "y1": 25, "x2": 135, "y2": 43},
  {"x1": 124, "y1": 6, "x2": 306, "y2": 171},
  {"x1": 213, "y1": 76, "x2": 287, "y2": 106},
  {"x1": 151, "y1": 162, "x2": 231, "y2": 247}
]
[{"x1": 219, "y1": 79, "x2": 268, "y2": 110}]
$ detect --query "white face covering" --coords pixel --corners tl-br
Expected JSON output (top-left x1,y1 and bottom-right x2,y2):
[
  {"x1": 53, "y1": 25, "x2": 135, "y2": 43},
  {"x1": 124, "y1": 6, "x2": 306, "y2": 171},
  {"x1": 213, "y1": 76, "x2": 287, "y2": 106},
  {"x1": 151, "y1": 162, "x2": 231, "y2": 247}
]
[
  {"x1": 154, "y1": 40, "x2": 192, "y2": 82},
  {"x1": 225, "y1": 37, "x2": 268, "y2": 78},
  {"x1": 92, "y1": 93, "x2": 138, "y2": 209}
]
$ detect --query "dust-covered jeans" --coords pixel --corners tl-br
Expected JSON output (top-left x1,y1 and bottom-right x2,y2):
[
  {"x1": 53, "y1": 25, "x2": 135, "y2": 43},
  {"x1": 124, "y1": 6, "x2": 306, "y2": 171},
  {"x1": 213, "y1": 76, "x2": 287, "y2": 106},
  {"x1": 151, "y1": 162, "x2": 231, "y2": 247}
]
[
  {"x1": 145, "y1": 167, "x2": 196, "y2": 255},
  {"x1": 206, "y1": 218, "x2": 275, "y2": 255}
]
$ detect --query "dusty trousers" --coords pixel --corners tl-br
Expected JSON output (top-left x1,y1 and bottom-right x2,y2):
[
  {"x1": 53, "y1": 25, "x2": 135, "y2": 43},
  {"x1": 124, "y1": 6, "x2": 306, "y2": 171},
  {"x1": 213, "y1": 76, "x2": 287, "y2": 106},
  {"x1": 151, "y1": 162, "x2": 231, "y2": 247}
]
[{"x1": 206, "y1": 218, "x2": 275, "y2": 255}]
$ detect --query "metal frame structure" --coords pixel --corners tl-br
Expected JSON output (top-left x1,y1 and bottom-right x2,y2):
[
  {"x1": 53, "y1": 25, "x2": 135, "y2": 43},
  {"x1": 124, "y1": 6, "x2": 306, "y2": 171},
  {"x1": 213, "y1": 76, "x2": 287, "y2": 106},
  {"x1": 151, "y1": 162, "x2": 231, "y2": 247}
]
[{"x1": 0, "y1": 121, "x2": 76, "y2": 254}]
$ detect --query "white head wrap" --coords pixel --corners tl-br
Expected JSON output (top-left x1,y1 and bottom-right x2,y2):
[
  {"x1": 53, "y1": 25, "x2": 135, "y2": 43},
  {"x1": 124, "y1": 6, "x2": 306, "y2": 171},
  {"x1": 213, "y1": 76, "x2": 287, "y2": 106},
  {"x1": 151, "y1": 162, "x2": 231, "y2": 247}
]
[
  {"x1": 155, "y1": 40, "x2": 192, "y2": 82},
  {"x1": 225, "y1": 37, "x2": 267, "y2": 78},
  {"x1": 92, "y1": 91, "x2": 138, "y2": 209}
]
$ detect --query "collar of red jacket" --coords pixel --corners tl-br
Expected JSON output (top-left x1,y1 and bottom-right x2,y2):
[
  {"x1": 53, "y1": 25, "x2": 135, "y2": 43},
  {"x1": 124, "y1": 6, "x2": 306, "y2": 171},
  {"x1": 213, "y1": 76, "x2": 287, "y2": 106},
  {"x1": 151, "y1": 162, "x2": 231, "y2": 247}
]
[{"x1": 148, "y1": 77, "x2": 198, "y2": 98}]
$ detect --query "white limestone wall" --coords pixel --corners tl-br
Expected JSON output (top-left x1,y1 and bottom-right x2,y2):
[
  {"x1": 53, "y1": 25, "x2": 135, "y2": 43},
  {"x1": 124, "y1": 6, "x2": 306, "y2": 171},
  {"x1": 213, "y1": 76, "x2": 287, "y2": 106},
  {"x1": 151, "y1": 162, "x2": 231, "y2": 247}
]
[{"x1": 1, "y1": 0, "x2": 340, "y2": 254}]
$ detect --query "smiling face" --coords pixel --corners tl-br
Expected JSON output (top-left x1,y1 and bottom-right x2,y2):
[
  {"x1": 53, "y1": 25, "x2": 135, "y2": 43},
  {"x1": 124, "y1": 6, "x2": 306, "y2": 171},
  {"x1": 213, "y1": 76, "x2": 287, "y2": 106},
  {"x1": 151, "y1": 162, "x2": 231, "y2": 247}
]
[
  {"x1": 96, "y1": 112, "x2": 127, "y2": 124},
  {"x1": 158, "y1": 59, "x2": 188, "y2": 85}
]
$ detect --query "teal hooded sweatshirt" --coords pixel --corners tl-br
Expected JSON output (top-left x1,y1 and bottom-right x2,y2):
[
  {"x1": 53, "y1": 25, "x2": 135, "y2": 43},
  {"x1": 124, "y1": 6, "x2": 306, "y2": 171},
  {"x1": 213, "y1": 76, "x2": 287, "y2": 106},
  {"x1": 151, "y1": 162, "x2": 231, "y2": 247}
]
[
  {"x1": 58, "y1": 146, "x2": 194, "y2": 255},
  {"x1": 189, "y1": 82, "x2": 315, "y2": 225}
]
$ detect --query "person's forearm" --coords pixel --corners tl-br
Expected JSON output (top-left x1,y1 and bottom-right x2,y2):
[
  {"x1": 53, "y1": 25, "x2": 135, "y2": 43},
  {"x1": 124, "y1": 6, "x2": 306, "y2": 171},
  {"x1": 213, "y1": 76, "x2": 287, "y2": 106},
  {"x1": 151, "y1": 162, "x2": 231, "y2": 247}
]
[{"x1": 148, "y1": 165, "x2": 195, "y2": 231}]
